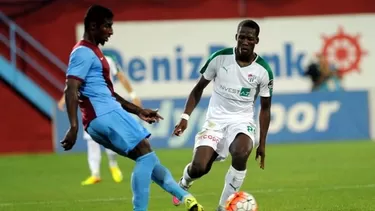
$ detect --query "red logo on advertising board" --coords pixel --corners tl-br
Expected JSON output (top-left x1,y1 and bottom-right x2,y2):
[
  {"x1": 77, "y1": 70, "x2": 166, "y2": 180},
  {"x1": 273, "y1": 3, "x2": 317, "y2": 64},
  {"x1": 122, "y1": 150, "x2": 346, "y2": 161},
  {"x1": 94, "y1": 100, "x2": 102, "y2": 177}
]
[{"x1": 319, "y1": 27, "x2": 367, "y2": 75}]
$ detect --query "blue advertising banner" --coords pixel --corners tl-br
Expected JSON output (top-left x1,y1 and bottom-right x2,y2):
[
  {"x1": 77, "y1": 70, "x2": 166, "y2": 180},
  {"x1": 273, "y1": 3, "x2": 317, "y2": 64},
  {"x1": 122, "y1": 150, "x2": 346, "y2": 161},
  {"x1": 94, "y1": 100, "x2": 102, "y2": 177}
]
[{"x1": 54, "y1": 91, "x2": 370, "y2": 153}]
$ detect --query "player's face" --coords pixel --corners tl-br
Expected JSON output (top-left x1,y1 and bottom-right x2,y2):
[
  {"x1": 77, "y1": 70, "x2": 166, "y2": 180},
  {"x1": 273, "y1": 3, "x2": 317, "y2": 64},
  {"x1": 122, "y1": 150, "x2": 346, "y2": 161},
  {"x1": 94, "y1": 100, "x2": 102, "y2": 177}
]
[
  {"x1": 235, "y1": 27, "x2": 258, "y2": 56},
  {"x1": 96, "y1": 18, "x2": 113, "y2": 46}
]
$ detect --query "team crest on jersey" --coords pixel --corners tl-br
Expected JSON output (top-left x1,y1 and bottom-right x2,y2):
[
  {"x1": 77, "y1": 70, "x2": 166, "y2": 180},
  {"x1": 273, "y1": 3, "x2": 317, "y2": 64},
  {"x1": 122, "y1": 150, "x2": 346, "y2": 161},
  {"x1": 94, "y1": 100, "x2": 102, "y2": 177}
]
[{"x1": 248, "y1": 74, "x2": 256, "y2": 83}]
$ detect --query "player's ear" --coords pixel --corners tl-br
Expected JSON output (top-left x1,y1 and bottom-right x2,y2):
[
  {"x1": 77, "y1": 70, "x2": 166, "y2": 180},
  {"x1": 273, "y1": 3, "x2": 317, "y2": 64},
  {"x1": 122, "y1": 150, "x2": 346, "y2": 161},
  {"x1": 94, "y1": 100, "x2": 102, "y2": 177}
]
[
  {"x1": 90, "y1": 22, "x2": 97, "y2": 31},
  {"x1": 235, "y1": 34, "x2": 238, "y2": 41},
  {"x1": 256, "y1": 37, "x2": 259, "y2": 44}
]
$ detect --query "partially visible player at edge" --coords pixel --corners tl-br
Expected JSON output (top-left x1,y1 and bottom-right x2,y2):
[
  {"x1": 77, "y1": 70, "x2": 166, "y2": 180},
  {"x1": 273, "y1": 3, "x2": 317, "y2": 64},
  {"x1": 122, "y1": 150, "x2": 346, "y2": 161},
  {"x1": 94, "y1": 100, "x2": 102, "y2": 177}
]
[
  {"x1": 172, "y1": 20, "x2": 273, "y2": 211},
  {"x1": 58, "y1": 54, "x2": 142, "y2": 186},
  {"x1": 60, "y1": 5, "x2": 204, "y2": 211}
]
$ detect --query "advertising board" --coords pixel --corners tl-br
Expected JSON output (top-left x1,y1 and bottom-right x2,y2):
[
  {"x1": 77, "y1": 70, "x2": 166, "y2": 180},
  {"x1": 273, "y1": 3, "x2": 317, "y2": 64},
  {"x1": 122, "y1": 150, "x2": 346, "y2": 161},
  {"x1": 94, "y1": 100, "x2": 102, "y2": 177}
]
[
  {"x1": 75, "y1": 14, "x2": 375, "y2": 98},
  {"x1": 54, "y1": 91, "x2": 370, "y2": 152}
]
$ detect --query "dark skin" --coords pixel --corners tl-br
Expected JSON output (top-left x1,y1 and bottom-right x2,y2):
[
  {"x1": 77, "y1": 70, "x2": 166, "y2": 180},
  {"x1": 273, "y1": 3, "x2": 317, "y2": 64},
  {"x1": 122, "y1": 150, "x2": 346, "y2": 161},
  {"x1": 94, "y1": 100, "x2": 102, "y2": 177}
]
[
  {"x1": 173, "y1": 26, "x2": 271, "y2": 179},
  {"x1": 61, "y1": 18, "x2": 163, "y2": 160}
]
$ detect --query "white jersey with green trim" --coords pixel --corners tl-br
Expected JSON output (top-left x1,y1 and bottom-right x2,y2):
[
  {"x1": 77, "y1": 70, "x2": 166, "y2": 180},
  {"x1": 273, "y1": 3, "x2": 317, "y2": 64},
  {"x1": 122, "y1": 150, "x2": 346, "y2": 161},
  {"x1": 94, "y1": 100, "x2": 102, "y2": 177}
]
[{"x1": 200, "y1": 47, "x2": 274, "y2": 125}]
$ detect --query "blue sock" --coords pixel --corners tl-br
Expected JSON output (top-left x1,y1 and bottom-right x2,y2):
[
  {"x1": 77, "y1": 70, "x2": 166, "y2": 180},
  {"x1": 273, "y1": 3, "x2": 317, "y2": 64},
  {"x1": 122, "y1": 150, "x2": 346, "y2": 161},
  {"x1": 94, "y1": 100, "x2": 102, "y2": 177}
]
[
  {"x1": 131, "y1": 152, "x2": 158, "y2": 211},
  {"x1": 151, "y1": 162, "x2": 190, "y2": 201}
]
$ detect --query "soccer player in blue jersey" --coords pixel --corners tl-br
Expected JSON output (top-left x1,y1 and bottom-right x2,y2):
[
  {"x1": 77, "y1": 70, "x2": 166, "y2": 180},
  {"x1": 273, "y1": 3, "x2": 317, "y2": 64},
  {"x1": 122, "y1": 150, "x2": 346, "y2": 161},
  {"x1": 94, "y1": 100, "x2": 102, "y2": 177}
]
[{"x1": 60, "y1": 5, "x2": 204, "y2": 211}]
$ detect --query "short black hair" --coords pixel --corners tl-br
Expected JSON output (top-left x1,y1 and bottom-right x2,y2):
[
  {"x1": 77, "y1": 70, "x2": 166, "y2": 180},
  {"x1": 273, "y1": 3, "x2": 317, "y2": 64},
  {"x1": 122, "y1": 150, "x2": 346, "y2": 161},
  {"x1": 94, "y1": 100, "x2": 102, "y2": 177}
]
[
  {"x1": 237, "y1": 20, "x2": 260, "y2": 36},
  {"x1": 84, "y1": 5, "x2": 114, "y2": 31}
]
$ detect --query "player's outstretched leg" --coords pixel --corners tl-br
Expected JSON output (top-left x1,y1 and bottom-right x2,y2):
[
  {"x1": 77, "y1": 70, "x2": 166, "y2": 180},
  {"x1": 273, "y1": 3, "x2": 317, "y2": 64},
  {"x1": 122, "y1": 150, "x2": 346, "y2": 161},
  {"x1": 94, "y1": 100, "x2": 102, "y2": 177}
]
[
  {"x1": 127, "y1": 139, "x2": 204, "y2": 211},
  {"x1": 152, "y1": 162, "x2": 204, "y2": 211},
  {"x1": 105, "y1": 148, "x2": 123, "y2": 183},
  {"x1": 82, "y1": 138, "x2": 102, "y2": 186},
  {"x1": 217, "y1": 133, "x2": 253, "y2": 211},
  {"x1": 86, "y1": 110, "x2": 157, "y2": 211},
  {"x1": 173, "y1": 146, "x2": 218, "y2": 206},
  {"x1": 126, "y1": 139, "x2": 158, "y2": 211},
  {"x1": 87, "y1": 110, "x2": 204, "y2": 210}
]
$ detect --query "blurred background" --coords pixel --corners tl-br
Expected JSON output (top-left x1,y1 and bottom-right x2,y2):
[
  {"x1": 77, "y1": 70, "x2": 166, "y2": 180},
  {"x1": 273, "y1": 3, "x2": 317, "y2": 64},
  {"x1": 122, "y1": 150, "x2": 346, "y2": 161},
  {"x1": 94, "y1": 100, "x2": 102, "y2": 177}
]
[{"x1": 0, "y1": 0, "x2": 374, "y2": 210}]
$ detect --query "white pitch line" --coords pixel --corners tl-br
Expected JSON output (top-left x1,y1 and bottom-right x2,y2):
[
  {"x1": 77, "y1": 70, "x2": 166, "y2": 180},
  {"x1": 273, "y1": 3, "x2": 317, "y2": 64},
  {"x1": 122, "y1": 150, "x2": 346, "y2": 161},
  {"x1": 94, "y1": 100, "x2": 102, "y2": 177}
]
[
  {"x1": 249, "y1": 183, "x2": 375, "y2": 193},
  {"x1": 0, "y1": 184, "x2": 374, "y2": 208}
]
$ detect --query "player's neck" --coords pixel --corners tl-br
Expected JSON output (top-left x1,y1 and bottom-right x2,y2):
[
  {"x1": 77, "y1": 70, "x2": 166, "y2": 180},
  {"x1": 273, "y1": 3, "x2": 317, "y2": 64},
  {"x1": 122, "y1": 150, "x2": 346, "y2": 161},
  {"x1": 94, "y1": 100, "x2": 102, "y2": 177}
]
[
  {"x1": 235, "y1": 49, "x2": 256, "y2": 67},
  {"x1": 83, "y1": 33, "x2": 99, "y2": 46}
]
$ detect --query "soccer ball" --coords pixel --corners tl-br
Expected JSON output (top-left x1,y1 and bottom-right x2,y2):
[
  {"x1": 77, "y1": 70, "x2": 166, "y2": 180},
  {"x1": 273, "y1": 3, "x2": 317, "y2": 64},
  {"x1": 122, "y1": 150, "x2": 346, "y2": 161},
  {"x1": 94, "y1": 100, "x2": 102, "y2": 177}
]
[{"x1": 225, "y1": 191, "x2": 258, "y2": 211}]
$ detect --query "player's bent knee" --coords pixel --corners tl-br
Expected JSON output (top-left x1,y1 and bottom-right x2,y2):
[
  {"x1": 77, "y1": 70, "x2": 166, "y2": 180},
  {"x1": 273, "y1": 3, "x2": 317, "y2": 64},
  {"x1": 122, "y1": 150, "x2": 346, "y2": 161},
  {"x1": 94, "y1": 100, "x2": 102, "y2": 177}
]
[
  {"x1": 190, "y1": 145, "x2": 217, "y2": 177},
  {"x1": 231, "y1": 152, "x2": 250, "y2": 171},
  {"x1": 230, "y1": 145, "x2": 251, "y2": 161},
  {"x1": 190, "y1": 160, "x2": 209, "y2": 178},
  {"x1": 127, "y1": 139, "x2": 153, "y2": 160},
  {"x1": 231, "y1": 149, "x2": 250, "y2": 162},
  {"x1": 230, "y1": 133, "x2": 253, "y2": 155},
  {"x1": 230, "y1": 133, "x2": 253, "y2": 169}
]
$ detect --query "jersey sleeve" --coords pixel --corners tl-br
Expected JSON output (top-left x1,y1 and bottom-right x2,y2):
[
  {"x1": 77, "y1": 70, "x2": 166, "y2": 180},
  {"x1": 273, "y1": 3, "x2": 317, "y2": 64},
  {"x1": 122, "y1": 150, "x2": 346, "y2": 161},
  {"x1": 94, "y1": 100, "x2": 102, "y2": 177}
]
[
  {"x1": 66, "y1": 47, "x2": 94, "y2": 81},
  {"x1": 200, "y1": 56, "x2": 219, "y2": 80},
  {"x1": 259, "y1": 68, "x2": 274, "y2": 97},
  {"x1": 105, "y1": 56, "x2": 119, "y2": 76}
]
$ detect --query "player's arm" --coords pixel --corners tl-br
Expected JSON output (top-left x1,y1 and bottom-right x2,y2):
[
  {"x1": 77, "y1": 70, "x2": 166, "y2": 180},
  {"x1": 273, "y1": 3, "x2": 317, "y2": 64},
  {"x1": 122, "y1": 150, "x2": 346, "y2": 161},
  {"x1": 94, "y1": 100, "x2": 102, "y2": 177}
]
[
  {"x1": 182, "y1": 77, "x2": 210, "y2": 116},
  {"x1": 181, "y1": 55, "x2": 218, "y2": 117},
  {"x1": 114, "y1": 92, "x2": 142, "y2": 115},
  {"x1": 173, "y1": 77, "x2": 210, "y2": 136},
  {"x1": 65, "y1": 78, "x2": 83, "y2": 131},
  {"x1": 114, "y1": 92, "x2": 162, "y2": 124},
  {"x1": 258, "y1": 74, "x2": 273, "y2": 147},
  {"x1": 174, "y1": 55, "x2": 217, "y2": 136},
  {"x1": 64, "y1": 47, "x2": 93, "y2": 132},
  {"x1": 259, "y1": 96, "x2": 271, "y2": 147},
  {"x1": 256, "y1": 70, "x2": 274, "y2": 169}
]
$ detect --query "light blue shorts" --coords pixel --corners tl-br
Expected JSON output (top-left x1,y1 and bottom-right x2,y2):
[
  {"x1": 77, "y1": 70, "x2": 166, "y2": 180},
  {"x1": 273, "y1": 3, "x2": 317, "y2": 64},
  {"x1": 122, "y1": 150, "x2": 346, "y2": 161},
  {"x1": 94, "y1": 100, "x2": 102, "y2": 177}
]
[{"x1": 86, "y1": 109, "x2": 150, "y2": 156}]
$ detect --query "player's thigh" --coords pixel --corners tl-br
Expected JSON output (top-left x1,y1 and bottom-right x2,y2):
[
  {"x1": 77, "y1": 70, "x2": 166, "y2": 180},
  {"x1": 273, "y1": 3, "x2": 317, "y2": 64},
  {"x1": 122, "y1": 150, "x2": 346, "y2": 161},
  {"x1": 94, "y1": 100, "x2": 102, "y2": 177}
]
[
  {"x1": 106, "y1": 109, "x2": 151, "y2": 155},
  {"x1": 87, "y1": 109, "x2": 150, "y2": 156},
  {"x1": 86, "y1": 125, "x2": 113, "y2": 151},
  {"x1": 226, "y1": 122, "x2": 257, "y2": 158},
  {"x1": 193, "y1": 129, "x2": 223, "y2": 166}
]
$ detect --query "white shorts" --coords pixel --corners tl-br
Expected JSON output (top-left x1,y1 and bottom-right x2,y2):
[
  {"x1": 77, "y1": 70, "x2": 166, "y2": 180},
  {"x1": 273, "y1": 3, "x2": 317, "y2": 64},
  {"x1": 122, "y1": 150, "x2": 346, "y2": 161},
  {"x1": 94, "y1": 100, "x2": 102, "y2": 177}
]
[
  {"x1": 83, "y1": 131, "x2": 93, "y2": 140},
  {"x1": 193, "y1": 121, "x2": 258, "y2": 161}
]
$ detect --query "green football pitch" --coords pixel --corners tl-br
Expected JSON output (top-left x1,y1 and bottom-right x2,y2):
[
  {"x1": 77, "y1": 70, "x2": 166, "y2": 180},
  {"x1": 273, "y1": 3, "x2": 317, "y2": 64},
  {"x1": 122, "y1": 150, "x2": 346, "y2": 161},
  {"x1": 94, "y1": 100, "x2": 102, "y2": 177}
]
[{"x1": 1, "y1": 141, "x2": 374, "y2": 211}]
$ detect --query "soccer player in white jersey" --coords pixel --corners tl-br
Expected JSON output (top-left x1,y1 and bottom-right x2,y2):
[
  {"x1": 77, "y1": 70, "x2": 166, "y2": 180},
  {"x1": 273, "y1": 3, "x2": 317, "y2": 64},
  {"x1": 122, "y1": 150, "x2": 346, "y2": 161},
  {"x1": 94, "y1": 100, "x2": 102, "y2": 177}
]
[
  {"x1": 172, "y1": 20, "x2": 273, "y2": 211},
  {"x1": 58, "y1": 55, "x2": 142, "y2": 186}
]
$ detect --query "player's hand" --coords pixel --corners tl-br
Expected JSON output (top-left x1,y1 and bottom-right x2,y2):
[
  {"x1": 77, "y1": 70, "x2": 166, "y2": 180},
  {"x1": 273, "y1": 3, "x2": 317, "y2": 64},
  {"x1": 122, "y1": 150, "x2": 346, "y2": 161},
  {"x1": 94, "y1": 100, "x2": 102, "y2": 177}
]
[
  {"x1": 60, "y1": 127, "x2": 78, "y2": 151},
  {"x1": 255, "y1": 145, "x2": 266, "y2": 169},
  {"x1": 173, "y1": 119, "x2": 188, "y2": 136},
  {"x1": 138, "y1": 109, "x2": 163, "y2": 124},
  {"x1": 132, "y1": 97, "x2": 142, "y2": 107}
]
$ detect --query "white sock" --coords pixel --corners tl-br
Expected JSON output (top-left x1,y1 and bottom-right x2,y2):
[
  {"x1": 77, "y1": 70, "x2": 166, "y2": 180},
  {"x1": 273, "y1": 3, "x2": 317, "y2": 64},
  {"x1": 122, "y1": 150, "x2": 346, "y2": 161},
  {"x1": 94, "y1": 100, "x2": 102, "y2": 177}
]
[
  {"x1": 105, "y1": 148, "x2": 118, "y2": 168},
  {"x1": 87, "y1": 138, "x2": 101, "y2": 177},
  {"x1": 181, "y1": 163, "x2": 195, "y2": 187},
  {"x1": 219, "y1": 165, "x2": 247, "y2": 207}
]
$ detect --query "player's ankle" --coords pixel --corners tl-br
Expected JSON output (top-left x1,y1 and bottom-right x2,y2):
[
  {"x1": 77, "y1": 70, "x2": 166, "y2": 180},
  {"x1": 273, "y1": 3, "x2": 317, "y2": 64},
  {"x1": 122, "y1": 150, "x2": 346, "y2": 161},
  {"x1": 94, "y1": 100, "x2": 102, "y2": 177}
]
[
  {"x1": 182, "y1": 194, "x2": 193, "y2": 200},
  {"x1": 92, "y1": 173, "x2": 100, "y2": 178},
  {"x1": 181, "y1": 178, "x2": 193, "y2": 188}
]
